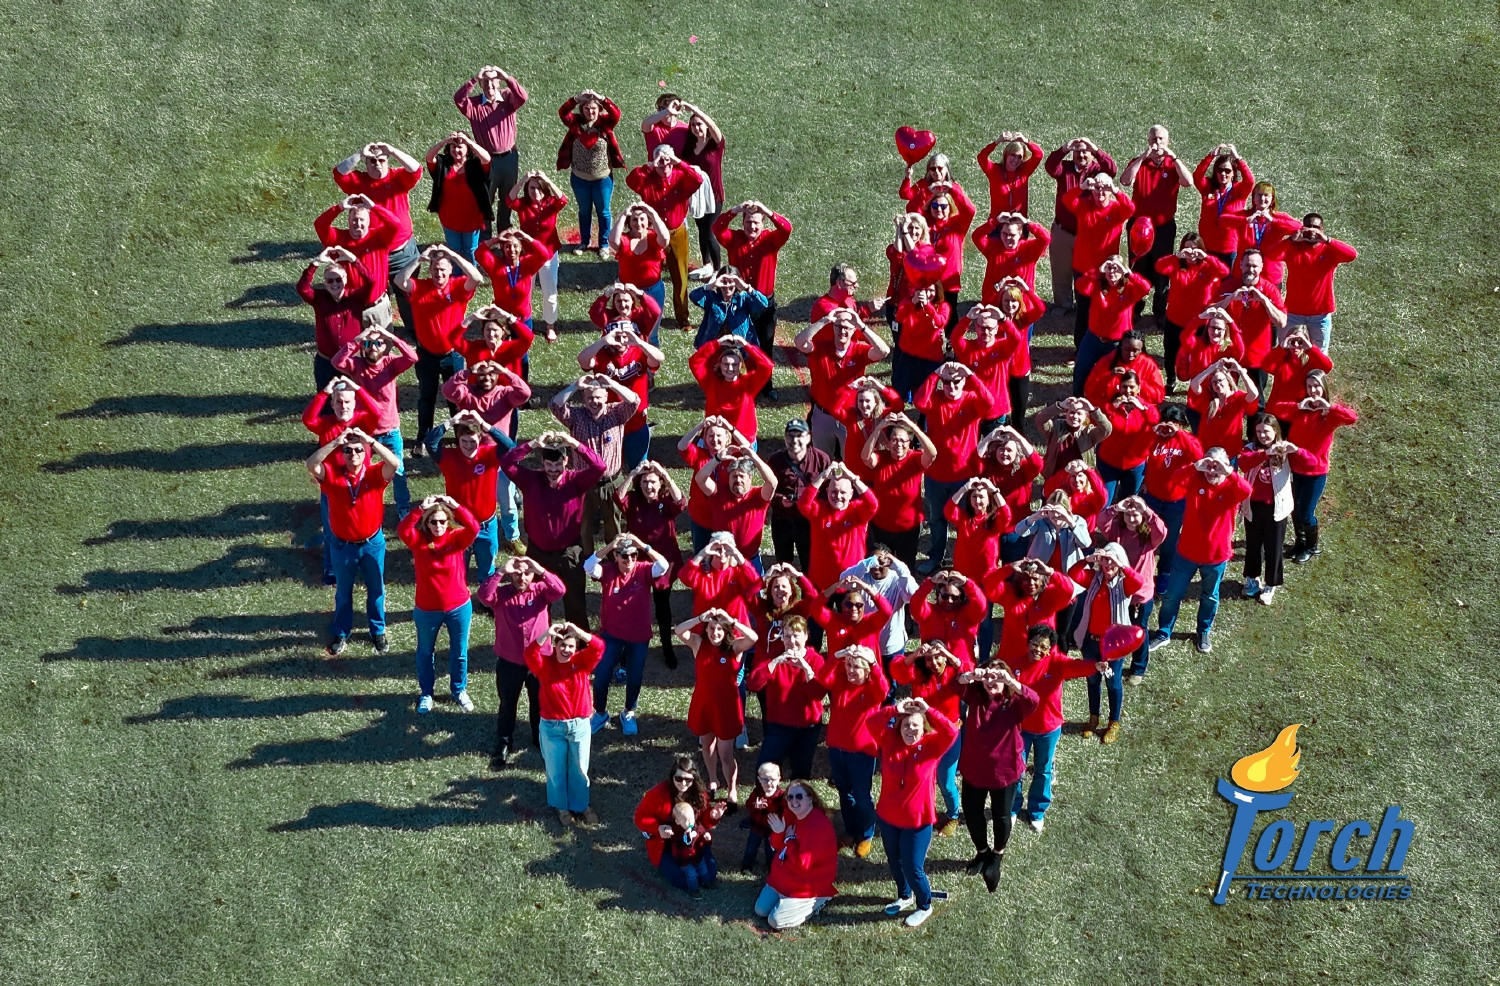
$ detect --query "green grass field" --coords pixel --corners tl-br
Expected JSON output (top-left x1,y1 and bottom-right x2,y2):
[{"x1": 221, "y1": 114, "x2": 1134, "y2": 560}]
[{"x1": 4, "y1": 1, "x2": 1499, "y2": 982}]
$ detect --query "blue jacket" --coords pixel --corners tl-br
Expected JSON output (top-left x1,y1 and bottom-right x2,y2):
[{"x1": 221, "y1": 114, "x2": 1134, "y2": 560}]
[{"x1": 691, "y1": 287, "x2": 770, "y2": 348}]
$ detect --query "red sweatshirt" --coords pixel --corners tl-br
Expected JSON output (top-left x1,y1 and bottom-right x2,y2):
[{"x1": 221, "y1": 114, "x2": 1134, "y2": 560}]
[
  {"x1": 813, "y1": 593, "x2": 894, "y2": 657},
  {"x1": 865, "y1": 450, "x2": 927, "y2": 533},
  {"x1": 797, "y1": 487, "x2": 880, "y2": 590},
  {"x1": 333, "y1": 166, "x2": 422, "y2": 243},
  {"x1": 748, "y1": 651, "x2": 828, "y2": 728},
  {"x1": 1061, "y1": 190, "x2": 1135, "y2": 274},
  {"x1": 1272, "y1": 238, "x2": 1358, "y2": 315},
  {"x1": 944, "y1": 501, "x2": 1012, "y2": 581},
  {"x1": 894, "y1": 298, "x2": 952, "y2": 363},
  {"x1": 526, "y1": 635, "x2": 606, "y2": 721},
  {"x1": 768, "y1": 807, "x2": 840, "y2": 899},
  {"x1": 927, "y1": 186, "x2": 978, "y2": 292},
  {"x1": 982, "y1": 567, "x2": 1077, "y2": 663},
  {"x1": 1188, "y1": 388, "x2": 1258, "y2": 457},
  {"x1": 816, "y1": 660, "x2": 890, "y2": 756},
  {"x1": 1042, "y1": 468, "x2": 1108, "y2": 532},
  {"x1": 1219, "y1": 279, "x2": 1286, "y2": 369},
  {"x1": 624, "y1": 163, "x2": 703, "y2": 230},
  {"x1": 1098, "y1": 402, "x2": 1162, "y2": 470},
  {"x1": 1085, "y1": 354, "x2": 1167, "y2": 408},
  {"x1": 314, "y1": 203, "x2": 400, "y2": 297},
  {"x1": 1075, "y1": 271, "x2": 1152, "y2": 341},
  {"x1": 973, "y1": 220, "x2": 1051, "y2": 297},
  {"x1": 1193, "y1": 155, "x2": 1255, "y2": 254},
  {"x1": 1267, "y1": 403, "x2": 1358, "y2": 475},
  {"x1": 950, "y1": 325, "x2": 1021, "y2": 419},
  {"x1": 677, "y1": 559, "x2": 759, "y2": 626},
  {"x1": 1142, "y1": 431, "x2": 1205, "y2": 502},
  {"x1": 713, "y1": 212, "x2": 793, "y2": 297},
  {"x1": 1045, "y1": 146, "x2": 1118, "y2": 234},
  {"x1": 913, "y1": 377, "x2": 995, "y2": 483},
  {"x1": 910, "y1": 579, "x2": 987, "y2": 665},
  {"x1": 1154, "y1": 254, "x2": 1230, "y2": 329},
  {"x1": 872, "y1": 706, "x2": 959, "y2": 829},
  {"x1": 976, "y1": 140, "x2": 1044, "y2": 216},
  {"x1": 506, "y1": 193, "x2": 568, "y2": 254},
  {"x1": 1012, "y1": 647, "x2": 1097, "y2": 734},
  {"x1": 398, "y1": 503, "x2": 480, "y2": 612},
  {"x1": 889, "y1": 658, "x2": 970, "y2": 723},
  {"x1": 616, "y1": 230, "x2": 667, "y2": 289},
  {"x1": 437, "y1": 440, "x2": 502, "y2": 522},
  {"x1": 688, "y1": 340, "x2": 773, "y2": 439},
  {"x1": 1173, "y1": 467, "x2": 1252, "y2": 565},
  {"x1": 979, "y1": 451, "x2": 1043, "y2": 522}
]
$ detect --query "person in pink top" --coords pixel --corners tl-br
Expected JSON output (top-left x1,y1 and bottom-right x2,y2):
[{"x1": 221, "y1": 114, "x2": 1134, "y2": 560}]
[
  {"x1": 1009, "y1": 626, "x2": 1104, "y2": 832},
  {"x1": 1150, "y1": 448, "x2": 1253, "y2": 653},
  {"x1": 976, "y1": 131, "x2": 1044, "y2": 217},
  {"x1": 398, "y1": 497, "x2": 480, "y2": 714},
  {"x1": 525, "y1": 622, "x2": 605, "y2": 827},
  {"x1": 452, "y1": 65, "x2": 528, "y2": 230},
  {"x1": 475, "y1": 556, "x2": 564, "y2": 767},
  {"x1": 333, "y1": 141, "x2": 425, "y2": 329},
  {"x1": 585, "y1": 533, "x2": 672, "y2": 736},
  {"x1": 1268, "y1": 370, "x2": 1359, "y2": 564},
  {"x1": 391, "y1": 245, "x2": 485, "y2": 453},
  {"x1": 1095, "y1": 496, "x2": 1168, "y2": 679},
  {"x1": 332, "y1": 325, "x2": 418, "y2": 518},
  {"x1": 816, "y1": 645, "x2": 890, "y2": 857},
  {"x1": 869, "y1": 696, "x2": 959, "y2": 927},
  {"x1": 505, "y1": 171, "x2": 569, "y2": 341},
  {"x1": 955, "y1": 661, "x2": 1040, "y2": 891},
  {"x1": 796, "y1": 461, "x2": 879, "y2": 590},
  {"x1": 1266, "y1": 213, "x2": 1358, "y2": 350},
  {"x1": 1193, "y1": 144, "x2": 1255, "y2": 265}
]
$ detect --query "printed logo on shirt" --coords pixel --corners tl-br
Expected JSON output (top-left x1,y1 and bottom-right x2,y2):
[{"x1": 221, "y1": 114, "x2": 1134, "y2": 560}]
[{"x1": 1211, "y1": 725, "x2": 1415, "y2": 905}]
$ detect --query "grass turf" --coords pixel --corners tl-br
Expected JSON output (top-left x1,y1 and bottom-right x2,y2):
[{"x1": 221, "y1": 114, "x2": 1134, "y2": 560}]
[{"x1": 2, "y1": 1, "x2": 1498, "y2": 982}]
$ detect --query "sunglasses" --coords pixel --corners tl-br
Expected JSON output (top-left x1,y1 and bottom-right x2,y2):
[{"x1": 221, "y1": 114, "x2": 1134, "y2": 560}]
[
  {"x1": 786, "y1": 792, "x2": 807, "y2": 802},
  {"x1": 673, "y1": 775, "x2": 694, "y2": 784}
]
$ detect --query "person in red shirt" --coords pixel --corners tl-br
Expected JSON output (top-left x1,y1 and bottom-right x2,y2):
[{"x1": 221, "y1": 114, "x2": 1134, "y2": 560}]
[
  {"x1": 423, "y1": 132, "x2": 493, "y2": 263},
  {"x1": 1188, "y1": 358, "x2": 1260, "y2": 458},
  {"x1": 1073, "y1": 254, "x2": 1151, "y2": 395},
  {"x1": 975, "y1": 426, "x2": 1043, "y2": 561},
  {"x1": 299, "y1": 248, "x2": 378, "y2": 389},
  {"x1": 949, "y1": 303, "x2": 1021, "y2": 427},
  {"x1": 911, "y1": 570, "x2": 988, "y2": 666},
  {"x1": 1069, "y1": 545, "x2": 1145, "y2": 742},
  {"x1": 987, "y1": 279, "x2": 1046, "y2": 428},
  {"x1": 1176, "y1": 307, "x2": 1246, "y2": 385},
  {"x1": 1238, "y1": 416, "x2": 1315, "y2": 606},
  {"x1": 833, "y1": 377, "x2": 905, "y2": 483},
  {"x1": 616, "y1": 461, "x2": 689, "y2": 666},
  {"x1": 890, "y1": 284, "x2": 952, "y2": 402},
  {"x1": 474, "y1": 228, "x2": 551, "y2": 326},
  {"x1": 424, "y1": 410, "x2": 515, "y2": 584},
  {"x1": 588, "y1": 280, "x2": 665, "y2": 340},
  {"x1": 754, "y1": 780, "x2": 840, "y2": 930},
  {"x1": 303, "y1": 379, "x2": 379, "y2": 584},
  {"x1": 456, "y1": 305, "x2": 535, "y2": 378},
  {"x1": 945, "y1": 479, "x2": 1013, "y2": 587},
  {"x1": 860, "y1": 412, "x2": 938, "y2": 571},
  {"x1": 898, "y1": 153, "x2": 961, "y2": 213},
  {"x1": 584, "y1": 533, "x2": 672, "y2": 736},
  {"x1": 739, "y1": 762, "x2": 788, "y2": 874},
  {"x1": 983, "y1": 559, "x2": 1077, "y2": 664},
  {"x1": 748, "y1": 617, "x2": 827, "y2": 784},
  {"x1": 889, "y1": 642, "x2": 971, "y2": 836},
  {"x1": 1155, "y1": 235, "x2": 1231, "y2": 389},
  {"x1": 695, "y1": 446, "x2": 777, "y2": 569},
  {"x1": 399, "y1": 496, "x2": 480, "y2": 714},
  {"x1": 1222, "y1": 181, "x2": 1300, "y2": 287},
  {"x1": 977, "y1": 131, "x2": 1045, "y2": 217},
  {"x1": 869, "y1": 696, "x2": 959, "y2": 927},
  {"x1": 1193, "y1": 144, "x2": 1255, "y2": 265},
  {"x1": 814, "y1": 576, "x2": 895, "y2": 660},
  {"x1": 914, "y1": 362, "x2": 995, "y2": 569},
  {"x1": 678, "y1": 536, "x2": 761, "y2": 628},
  {"x1": 810, "y1": 262, "x2": 879, "y2": 325},
  {"x1": 305, "y1": 429, "x2": 401, "y2": 656},
  {"x1": 625, "y1": 145, "x2": 705, "y2": 331},
  {"x1": 1266, "y1": 212, "x2": 1358, "y2": 350},
  {"x1": 919, "y1": 182, "x2": 978, "y2": 324},
  {"x1": 1044, "y1": 136, "x2": 1118, "y2": 313},
  {"x1": 689, "y1": 335, "x2": 774, "y2": 441},
  {"x1": 677, "y1": 609, "x2": 759, "y2": 805},
  {"x1": 1062, "y1": 173, "x2": 1135, "y2": 346},
  {"x1": 392, "y1": 245, "x2": 485, "y2": 450},
  {"x1": 641, "y1": 96, "x2": 727, "y2": 276},
  {"x1": 1139, "y1": 408, "x2": 1204, "y2": 592},
  {"x1": 1262, "y1": 327, "x2": 1333, "y2": 417},
  {"x1": 314, "y1": 194, "x2": 403, "y2": 324},
  {"x1": 1009, "y1": 625, "x2": 1103, "y2": 832},
  {"x1": 816, "y1": 646, "x2": 890, "y2": 856},
  {"x1": 1269, "y1": 370, "x2": 1359, "y2": 564},
  {"x1": 664, "y1": 800, "x2": 728, "y2": 899},
  {"x1": 1096, "y1": 375, "x2": 1162, "y2": 503},
  {"x1": 796, "y1": 461, "x2": 880, "y2": 590},
  {"x1": 678, "y1": 415, "x2": 746, "y2": 552},
  {"x1": 1084, "y1": 330, "x2": 1167, "y2": 408},
  {"x1": 715, "y1": 201, "x2": 793, "y2": 381},
  {"x1": 1118, "y1": 125, "x2": 1195, "y2": 327},
  {"x1": 525, "y1": 622, "x2": 606, "y2": 826},
  {"x1": 608, "y1": 204, "x2": 670, "y2": 342},
  {"x1": 1215, "y1": 248, "x2": 1288, "y2": 391},
  {"x1": 578, "y1": 318, "x2": 664, "y2": 471},
  {"x1": 635, "y1": 755, "x2": 715, "y2": 870},
  {"x1": 333, "y1": 141, "x2": 425, "y2": 329},
  {"x1": 1043, "y1": 459, "x2": 1109, "y2": 533},
  {"x1": 1150, "y1": 449, "x2": 1253, "y2": 653},
  {"x1": 556, "y1": 89, "x2": 625, "y2": 255},
  {"x1": 973, "y1": 213, "x2": 1052, "y2": 300},
  {"x1": 794, "y1": 308, "x2": 892, "y2": 457},
  {"x1": 505, "y1": 171, "x2": 569, "y2": 339}
]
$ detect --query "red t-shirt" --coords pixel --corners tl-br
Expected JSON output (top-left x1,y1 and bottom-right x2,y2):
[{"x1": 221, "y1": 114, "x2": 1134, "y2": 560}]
[
  {"x1": 437, "y1": 441, "x2": 502, "y2": 522},
  {"x1": 866, "y1": 450, "x2": 927, "y2": 533},
  {"x1": 707, "y1": 487, "x2": 771, "y2": 556},
  {"x1": 318, "y1": 458, "x2": 391, "y2": 542},
  {"x1": 408, "y1": 276, "x2": 477, "y2": 354},
  {"x1": 617, "y1": 231, "x2": 666, "y2": 287}
]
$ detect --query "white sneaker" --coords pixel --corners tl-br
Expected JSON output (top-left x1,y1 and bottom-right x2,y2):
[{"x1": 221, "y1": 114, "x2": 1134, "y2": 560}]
[
  {"x1": 904, "y1": 906, "x2": 934, "y2": 928},
  {"x1": 621, "y1": 710, "x2": 639, "y2": 736},
  {"x1": 454, "y1": 691, "x2": 474, "y2": 712},
  {"x1": 1028, "y1": 816, "x2": 1044, "y2": 833},
  {"x1": 1258, "y1": 586, "x2": 1278, "y2": 606},
  {"x1": 598, "y1": 247, "x2": 614, "y2": 261},
  {"x1": 417, "y1": 695, "x2": 434, "y2": 714},
  {"x1": 688, "y1": 264, "x2": 714, "y2": 282},
  {"x1": 1243, "y1": 577, "x2": 1262, "y2": 598},
  {"x1": 884, "y1": 896, "x2": 915, "y2": 916}
]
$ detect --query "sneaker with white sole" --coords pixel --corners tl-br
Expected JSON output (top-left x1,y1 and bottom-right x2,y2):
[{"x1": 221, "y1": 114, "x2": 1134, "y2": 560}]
[
  {"x1": 1028, "y1": 815, "x2": 1045, "y2": 833},
  {"x1": 734, "y1": 728, "x2": 748, "y2": 750},
  {"x1": 1196, "y1": 631, "x2": 1213, "y2": 654},
  {"x1": 904, "y1": 907, "x2": 934, "y2": 928},
  {"x1": 884, "y1": 896, "x2": 915, "y2": 916},
  {"x1": 417, "y1": 695, "x2": 434, "y2": 714},
  {"x1": 454, "y1": 691, "x2": 474, "y2": 712},
  {"x1": 1243, "y1": 577, "x2": 1262, "y2": 598},
  {"x1": 620, "y1": 710, "x2": 639, "y2": 736},
  {"x1": 589, "y1": 712, "x2": 610, "y2": 734},
  {"x1": 1258, "y1": 586, "x2": 1278, "y2": 606},
  {"x1": 1148, "y1": 631, "x2": 1172, "y2": 650},
  {"x1": 688, "y1": 264, "x2": 714, "y2": 282}
]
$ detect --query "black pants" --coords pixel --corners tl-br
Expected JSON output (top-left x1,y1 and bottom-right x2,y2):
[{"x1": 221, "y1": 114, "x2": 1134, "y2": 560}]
[
  {"x1": 653, "y1": 586, "x2": 676, "y2": 659},
  {"x1": 869, "y1": 523, "x2": 921, "y2": 573},
  {"x1": 752, "y1": 296, "x2": 779, "y2": 357},
  {"x1": 944, "y1": 289, "x2": 962, "y2": 333},
  {"x1": 770, "y1": 512, "x2": 812, "y2": 573},
  {"x1": 1129, "y1": 217, "x2": 1175, "y2": 325},
  {"x1": 694, "y1": 211, "x2": 722, "y2": 270},
  {"x1": 962, "y1": 779, "x2": 1022, "y2": 853},
  {"x1": 1244, "y1": 500, "x2": 1287, "y2": 587},
  {"x1": 414, "y1": 345, "x2": 460, "y2": 442},
  {"x1": 1007, "y1": 375, "x2": 1032, "y2": 432},
  {"x1": 495, "y1": 659, "x2": 540, "y2": 750},
  {"x1": 1055, "y1": 599, "x2": 1079, "y2": 654},
  {"x1": 488, "y1": 149, "x2": 520, "y2": 231},
  {"x1": 1163, "y1": 318, "x2": 1187, "y2": 389},
  {"x1": 1073, "y1": 291, "x2": 1091, "y2": 350},
  {"x1": 529, "y1": 544, "x2": 588, "y2": 626}
]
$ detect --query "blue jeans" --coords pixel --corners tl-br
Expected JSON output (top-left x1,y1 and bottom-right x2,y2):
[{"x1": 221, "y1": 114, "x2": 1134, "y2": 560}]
[
  {"x1": 1142, "y1": 493, "x2": 1186, "y2": 587},
  {"x1": 1098, "y1": 460, "x2": 1145, "y2": 507},
  {"x1": 414, "y1": 601, "x2": 473, "y2": 697},
  {"x1": 373, "y1": 428, "x2": 410, "y2": 518},
  {"x1": 329, "y1": 530, "x2": 386, "y2": 640},
  {"x1": 643, "y1": 280, "x2": 666, "y2": 345},
  {"x1": 759, "y1": 722, "x2": 821, "y2": 781},
  {"x1": 1155, "y1": 559, "x2": 1228, "y2": 637},
  {"x1": 1291, "y1": 472, "x2": 1329, "y2": 528},
  {"x1": 318, "y1": 492, "x2": 334, "y2": 580},
  {"x1": 592, "y1": 634, "x2": 648, "y2": 714},
  {"x1": 570, "y1": 173, "x2": 614, "y2": 250},
  {"x1": 469, "y1": 514, "x2": 499, "y2": 583},
  {"x1": 1013, "y1": 727, "x2": 1061, "y2": 819},
  {"x1": 442, "y1": 227, "x2": 482, "y2": 264},
  {"x1": 936, "y1": 731, "x2": 962, "y2": 820},
  {"x1": 976, "y1": 602, "x2": 996, "y2": 664},
  {"x1": 742, "y1": 829, "x2": 774, "y2": 868},
  {"x1": 827, "y1": 747, "x2": 877, "y2": 842},
  {"x1": 538, "y1": 716, "x2": 592, "y2": 812},
  {"x1": 1128, "y1": 601, "x2": 1151, "y2": 676},
  {"x1": 622, "y1": 425, "x2": 651, "y2": 472},
  {"x1": 1283, "y1": 312, "x2": 1333, "y2": 350},
  {"x1": 659, "y1": 850, "x2": 717, "y2": 893},
  {"x1": 496, "y1": 473, "x2": 520, "y2": 541},
  {"x1": 1072, "y1": 331, "x2": 1116, "y2": 396},
  {"x1": 923, "y1": 476, "x2": 964, "y2": 564},
  {"x1": 1083, "y1": 634, "x2": 1124, "y2": 723},
  {"x1": 878, "y1": 819, "x2": 934, "y2": 909}
]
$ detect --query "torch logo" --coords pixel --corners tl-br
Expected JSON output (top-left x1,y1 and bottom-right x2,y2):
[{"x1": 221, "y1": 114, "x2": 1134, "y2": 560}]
[{"x1": 1212, "y1": 725, "x2": 1414, "y2": 905}]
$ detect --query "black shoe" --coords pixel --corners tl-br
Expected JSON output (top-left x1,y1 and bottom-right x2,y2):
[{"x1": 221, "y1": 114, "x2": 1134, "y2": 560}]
[
  {"x1": 982, "y1": 850, "x2": 1003, "y2": 892},
  {"x1": 324, "y1": 636, "x2": 347, "y2": 657},
  {"x1": 372, "y1": 633, "x2": 390, "y2": 655},
  {"x1": 662, "y1": 647, "x2": 679, "y2": 670},
  {"x1": 739, "y1": 863, "x2": 755, "y2": 876},
  {"x1": 690, "y1": 888, "x2": 704, "y2": 901},
  {"x1": 965, "y1": 852, "x2": 986, "y2": 876},
  {"x1": 759, "y1": 386, "x2": 781, "y2": 403},
  {"x1": 489, "y1": 742, "x2": 511, "y2": 770}
]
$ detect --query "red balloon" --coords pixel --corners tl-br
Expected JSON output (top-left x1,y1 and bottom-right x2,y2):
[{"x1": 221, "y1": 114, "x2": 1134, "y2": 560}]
[
  {"x1": 1129, "y1": 217, "x2": 1155, "y2": 257},
  {"x1": 895, "y1": 126, "x2": 937, "y2": 166},
  {"x1": 1101, "y1": 624, "x2": 1146, "y2": 660}
]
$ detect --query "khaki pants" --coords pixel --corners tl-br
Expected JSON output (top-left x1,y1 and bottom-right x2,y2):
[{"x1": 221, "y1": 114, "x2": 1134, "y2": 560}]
[
  {"x1": 666, "y1": 223, "x2": 692, "y2": 327},
  {"x1": 1048, "y1": 221, "x2": 1077, "y2": 310},
  {"x1": 580, "y1": 478, "x2": 622, "y2": 553}
]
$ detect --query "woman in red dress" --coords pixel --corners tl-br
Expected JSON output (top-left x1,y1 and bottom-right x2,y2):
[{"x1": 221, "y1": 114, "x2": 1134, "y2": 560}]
[{"x1": 676, "y1": 608, "x2": 758, "y2": 805}]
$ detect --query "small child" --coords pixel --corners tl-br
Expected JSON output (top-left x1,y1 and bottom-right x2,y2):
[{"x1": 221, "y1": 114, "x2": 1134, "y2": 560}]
[
  {"x1": 669, "y1": 801, "x2": 726, "y2": 899},
  {"x1": 740, "y1": 762, "x2": 787, "y2": 874}
]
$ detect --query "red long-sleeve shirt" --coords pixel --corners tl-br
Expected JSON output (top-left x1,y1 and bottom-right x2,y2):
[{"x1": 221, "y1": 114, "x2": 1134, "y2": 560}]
[
  {"x1": 1043, "y1": 469, "x2": 1108, "y2": 532},
  {"x1": 314, "y1": 203, "x2": 400, "y2": 297},
  {"x1": 298, "y1": 260, "x2": 376, "y2": 358},
  {"x1": 910, "y1": 579, "x2": 987, "y2": 665},
  {"x1": 864, "y1": 449, "x2": 927, "y2": 533},
  {"x1": 1012, "y1": 647, "x2": 1097, "y2": 734},
  {"x1": 1142, "y1": 431, "x2": 1205, "y2": 502},
  {"x1": 1188, "y1": 388, "x2": 1257, "y2": 458},
  {"x1": 506, "y1": 193, "x2": 568, "y2": 254},
  {"x1": 889, "y1": 659, "x2": 969, "y2": 724},
  {"x1": 950, "y1": 323, "x2": 1022, "y2": 418},
  {"x1": 767, "y1": 807, "x2": 840, "y2": 900},
  {"x1": 872, "y1": 706, "x2": 959, "y2": 829},
  {"x1": 748, "y1": 651, "x2": 828, "y2": 728},
  {"x1": 525, "y1": 635, "x2": 606, "y2": 721},
  {"x1": 331, "y1": 336, "x2": 418, "y2": 434},
  {"x1": 1061, "y1": 189, "x2": 1135, "y2": 274},
  {"x1": 973, "y1": 220, "x2": 1051, "y2": 300},
  {"x1": 927, "y1": 186, "x2": 977, "y2": 292},
  {"x1": 979, "y1": 451, "x2": 1043, "y2": 523},
  {"x1": 1271, "y1": 238, "x2": 1358, "y2": 315},
  {"x1": 982, "y1": 568, "x2": 1077, "y2": 663},
  {"x1": 805, "y1": 335, "x2": 878, "y2": 414},
  {"x1": 1219, "y1": 279, "x2": 1286, "y2": 369},
  {"x1": 688, "y1": 340, "x2": 773, "y2": 439},
  {"x1": 458, "y1": 324, "x2": 534, "y2": 378},
  {"x1": 1045, "y1": 146, "x2": 1118, "y2": 234},
  {"x1": 677, "y1": 559, "x2": 759, "y2": 626},
  {"x1": 616, "y1": 230, "x2": 667, "y2": 289},
  {"x1": 797, "y1": 487, "x2": 879, "y2": 590},
  {"x1": 475, "y1": 241, "x2": 550, "y2": 320},
  {"x1": 913, "y1": 376, "x2": 994, "y2": 483},
  {"x1": 713, "y1": 212, "x2": 793, "y2": 297},
  {"x1": 1173, "y1": 467, "x2": 1252, "y2": 565},
  {"x1": 977, "y1": 139, "x2": 1044, "y2": 216},
  {"x1": 301, "y1": 389, "x2": 380, "y2": 445},
  {"x1": 436, "y1": 440, "x2": 502, "y2": 523},
  {"x1": 624, "y1": 163, "x2": 703, "y2": 230},
  {"x1": 398, "y1": 503, "x2": 479, "y2": 611},
  {"x1": 894, "y1": 298, "x2": 951, "y2": 362},
  {"x1": 1223, "y1": 211, "x2": 1300, "y2": 284},
  {"x1": 1098, "y1": 402, "x2": 1162, "y2": 470},
  {"x1": 1267, "y1": 403, "x2": 1358, "y2": 475},
  {"x1": 813, "y1": 592, "x2": 893, "y2": 657},
  {"x1": 1075, "y1": 271, "x2": 1152, "y2": 341},
  {"x1": 1154, "y1": 254, "x2": 1230, "y2": 329},
  {"x1": 333, "y1": 166, "x2": 422, "y2": 243},
  {"x1": 1128, "y1": 154, "x2": 1186, "y2": 227},
  {"x1": 1085, "y1": 353, "x2": 1167, "y2": 408},
  {"x1": 407, "y1": 276, "x2": 477, "y2": 355},
  {"x1": 1193, "y1": 155, "x2": 1255, "y2": 254},
  {"x1": 816, "y1": 660, "x2": 890, "y2": 755},
  {"x1": 944, "y1": 500, "x2": 1012, "y2": 581},
  {"x1": 1262, "y1": 345, "x2": 1334, "y2": 411}
]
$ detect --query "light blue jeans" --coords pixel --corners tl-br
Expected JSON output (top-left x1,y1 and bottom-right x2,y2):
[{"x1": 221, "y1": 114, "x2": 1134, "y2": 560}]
[
  {"x1": 330, "y1": 530, "x2": 386, "y2": 640},
  {"x1": 414, "y1": 600, "x2": 472, "y2": 697},
  {"x1": 1282, "y1": 312, "x2": 1333, "y2": 350},
  {"x1": 569, "y1": 173, "x2": 614, "y2": 250},
  {"x1": 374, "y1": 428, "x2": 410, "y2": 518},
  {"x1": 539, "y1": 716, "x2": 592, "y2": 812},
  {"x1": 1155, "y1": 559, "x2": 1228, "y2": 637},
  {"x1": 442, "y1": 227, "x2": 482, "y2": 265},
  {"x1": 496, "y1": 473, "x2": 520, "y2": 541},
  {"x1": 936, "y1": 730, "x2": 962, "y2": 821},
  {"x1": 1013, "y1": 727, "x2": 1062, "y2": 819},
  {"x1": 469, "y1": 514, "x2": 499, "y2": 583},
  {"x1": 878, "y1": 820, "x2": 935, "y2": 909}
]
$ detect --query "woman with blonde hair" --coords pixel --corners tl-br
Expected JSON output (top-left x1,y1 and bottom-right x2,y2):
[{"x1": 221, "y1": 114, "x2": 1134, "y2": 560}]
[{"x1": 815, "y1": 645, "x2": 890, "y2": 857}]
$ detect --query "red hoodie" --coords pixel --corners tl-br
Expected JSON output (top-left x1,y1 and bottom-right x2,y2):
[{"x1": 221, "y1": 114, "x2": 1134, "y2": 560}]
[
  {"x1": 871, "y1": 706, "x2": 960, "y2": 829},
  {"x1": 816, "y1": 660, "x2": 890, "y2": 756},
  {"x1": 768, "y1": 807, "x2": 840, "y2": 899}
]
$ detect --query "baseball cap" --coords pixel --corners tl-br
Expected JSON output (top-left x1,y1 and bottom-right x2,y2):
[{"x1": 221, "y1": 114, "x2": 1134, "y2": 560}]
[{"x1": 784, "y1": 418, "x2": 810, "y2": 435}]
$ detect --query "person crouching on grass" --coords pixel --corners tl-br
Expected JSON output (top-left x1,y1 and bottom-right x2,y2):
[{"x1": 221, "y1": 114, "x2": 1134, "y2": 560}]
[
  {"x1": 524, "y1": 621, "x2": 605, "y2": 828},
  {"x1": 667, "y1": 801, "x2": 729, "y2": 900},
  {"x1": 754, "y1": 780, "x2": 839, "y2": 931}
]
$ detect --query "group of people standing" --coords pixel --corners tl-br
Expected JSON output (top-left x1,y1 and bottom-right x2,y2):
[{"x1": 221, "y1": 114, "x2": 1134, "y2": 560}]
[{"x1": 294, "y1": 64, "x2": 1360, "y2": 930}]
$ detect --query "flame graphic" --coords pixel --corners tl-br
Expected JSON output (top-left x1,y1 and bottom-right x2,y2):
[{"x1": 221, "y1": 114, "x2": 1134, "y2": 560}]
[{"x1": 1230, "y1": 724, "x2": 1302, "y2": 792}]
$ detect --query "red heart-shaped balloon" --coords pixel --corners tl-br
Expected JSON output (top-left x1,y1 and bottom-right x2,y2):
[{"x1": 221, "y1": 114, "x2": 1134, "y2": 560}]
[
  {"x1": 895, "y1": 127, "x2": 937, "y2": 165},
  {"x1": 1101, "y1": 624, "x2": 1147, "y2": 660},
  {"x1": 1129, "y1": 217, "x2": 1156, "y2": 257}
]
